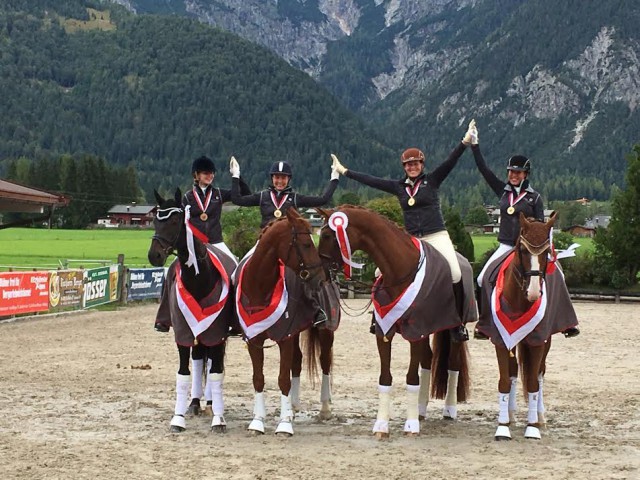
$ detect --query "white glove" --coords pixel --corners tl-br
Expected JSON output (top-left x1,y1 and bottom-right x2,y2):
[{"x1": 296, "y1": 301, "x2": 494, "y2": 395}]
[
  {"x1": 470, "y1": 121, "x2": 479, "y2": 145},
  {"x1": 462, "y1": 119, "x2": 476, "y2": 146},
  {"x1": 331, "y1": 154, "x2": 347, "y2": 176},
  {"x1": 229, "y1": 156, "x2": 240, "y2": 178}
]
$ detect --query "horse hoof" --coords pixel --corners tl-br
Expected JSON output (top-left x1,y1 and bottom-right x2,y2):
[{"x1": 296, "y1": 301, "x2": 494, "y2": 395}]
[
  {"x1": 211, "y1": 425, "x2": 227, "y2": 434},
  {"x1": 248, "y1": 418, "x2": 265, "y2": 435},
  {"x1": 248, "y1": 429, "x2": 264, "y2": 436},
  {"x1": 525, "y1": 425, "x2": 541, "y2": 440},
  {"x1": 170, "y1": 415, "x2": 186, "y2": 433},
  {"x1": 187, "y1": 404, "x2": 201, "y2": 416},
  {"x1": 404, "y1": 432, "x2": 419, "y2": 437},
  {"x1": 494, "y1": 424, "x2": 512, "y2": 441},
  {"x1": 374, "y1": 432, "x2": 390, "y2": 440},
  {"x1": 203, "y1": 405, "x2": 213, "y2": 417},
  {"x1": 418, "y1": 415, "x2": 426, "y2": 421},
  {"x1": 318, "y1": 409, "x2": 332, "y2": 421},
  {"x1": 442, "y1": 406, "x2": 457, "y2": 420},
  {"x1": 275, "y1": 421, "x2": 294, "y2": 436}
]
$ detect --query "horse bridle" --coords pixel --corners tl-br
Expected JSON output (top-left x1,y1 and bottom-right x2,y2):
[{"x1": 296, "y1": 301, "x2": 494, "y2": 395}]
[
  {"x1": 513, "y1": 234, "x2": 550, "y2": 290},
  {"x1": 286, "y1": 226, "x2": 324, "y2": 281},
  {"x1": 151, "y1": 206, "x2": 184, "y2": 257}
]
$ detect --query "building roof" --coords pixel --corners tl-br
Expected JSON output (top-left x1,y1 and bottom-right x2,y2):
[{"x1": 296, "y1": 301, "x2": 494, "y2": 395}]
[
  {"x1": 0, "y1": 178, "x2": 70, "y2": 213},
  {"x1": 108, "y1": 204, "x2": 156, "y2": 215}
]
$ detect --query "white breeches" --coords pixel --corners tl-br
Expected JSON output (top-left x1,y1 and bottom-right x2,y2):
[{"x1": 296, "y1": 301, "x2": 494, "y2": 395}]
[
  {"x1": 477, "y1": 243, "x2": 513, "y2": 287},
  {"x1": 419, "y1": 230, "x2": 461, "y2": 283}
]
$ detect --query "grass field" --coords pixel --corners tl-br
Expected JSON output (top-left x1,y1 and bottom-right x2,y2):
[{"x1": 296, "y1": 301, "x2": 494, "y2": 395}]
[{"x1": 0, "y1": 228, "x2": 594, "y2": 271}]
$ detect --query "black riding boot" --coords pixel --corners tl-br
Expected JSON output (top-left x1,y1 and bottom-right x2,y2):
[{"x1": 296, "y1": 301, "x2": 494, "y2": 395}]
[
  {"x1": 473, "y1": 284, "x2": 488, "y2": 340},
  {"x1": 451, "y1": 281, "x2": 469, "y2": 343},
  {"x1": 303, "y1": 284, "x2": 327, "y2": 327},
  {"x1": 369, "y1": 312, "x2": 376, "y2": 335},
  {"x1": 562, "y1": 326, "x2": 580, "y2": 338}
]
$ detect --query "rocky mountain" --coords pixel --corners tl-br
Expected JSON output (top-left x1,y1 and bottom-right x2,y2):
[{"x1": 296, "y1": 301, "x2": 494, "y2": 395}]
[{"x1": 108, "y1": 0, "x2": 640, "y2": 201}]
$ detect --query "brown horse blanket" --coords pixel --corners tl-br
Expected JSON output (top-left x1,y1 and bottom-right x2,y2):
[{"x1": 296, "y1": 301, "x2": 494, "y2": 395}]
[
  {"x1": 372, "y1": 239, "x2": 477, "y2": 342},
  {"x1": 476, "y1": 249, "x2": 579, "y2": 348},
  {"x1": 235, "y1": 255, "x2": 340, "y2": 342},
  {"x1": 155, "y1": 245, "x2": 237, "y2": 347}
]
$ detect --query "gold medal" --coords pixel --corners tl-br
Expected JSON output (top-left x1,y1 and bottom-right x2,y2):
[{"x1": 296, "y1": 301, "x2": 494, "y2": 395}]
[
  {"x1": 507, "y1": 206, "x2": 515, "y2": 215},
  {"x1": 408, "y1": 197, "x2": 416, "y2": 206},
  {"x1": 200, "y1": 212, "x2": 208, "y2": 221},
  {"x1": 274, "y1": 209, "x2": 282, "y2": 218}
]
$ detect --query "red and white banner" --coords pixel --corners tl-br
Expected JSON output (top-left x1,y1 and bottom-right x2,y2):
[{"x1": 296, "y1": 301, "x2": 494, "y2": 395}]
[
  {"x1": 0, "y1": 271, "x2": 49, "y2": 315},
  {"x1": 236, "y1": 260, "x2": 289, "y2": 339},
  {"x1": 175, "y1": 248, "x2": 230, "y2": 338},
  {"x1": 490, "y1": 252, "x2": 548, "y2": 350}
]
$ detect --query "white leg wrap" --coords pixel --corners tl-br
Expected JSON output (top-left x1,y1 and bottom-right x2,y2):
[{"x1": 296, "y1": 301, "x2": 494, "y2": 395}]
[
  {"x1": 191, "y1": 359, "x2": 204, "y2": 400},
  {"x1": 174, "y1": 374, "x2": 191, "y2": 416},
  {"x1": 404, "y1": 384, "x2": 420, "y2": 434},
  {"x1": 418, "y1": 368, "x2": 430, "y2": 418},
  {"x1": 509, "y1": 376, "x2": 518, "y2": 412},
  {"x1": 275, "y1": 394, "x2": 294, "y2": 435},
  {"x1": 290, "y1": 376, "x2": 301, "y2": 409},
  {"x1": 527, "y1": 391, "x2": 539, "y2": 424},
  {"x1": 373, "y1": 384, "x2": 392, "y2": 434},
  {"x1": 248, "y1": 391, "x2": 266, "y2": 433},
  {"x1": 204, "y1": 359, "x2": 213, "y2": 402},
  {"x1": 320, "y1": 374, "x2": 332, "y2": 403},
  {"x1": 498, "y1": 392, "x2": 510, "y2": 425},
  {"x1": 209, "y1": 373, "x2": 224, "y2": 416},
  {"x1": 443, "y1": 370, "x2": 459, "y2": 419}
]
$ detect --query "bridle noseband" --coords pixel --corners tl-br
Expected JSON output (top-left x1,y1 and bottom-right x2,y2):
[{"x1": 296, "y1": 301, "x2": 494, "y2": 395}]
[
  {"x1": 287, "y1": 226, "x2": 323, "y2": 281},
  {"x1": 151, "y1": 206, "x2": 184, "y2": 257},
  {"x1": 514, "y1": 234, "x2": 550, "y2": 290}
]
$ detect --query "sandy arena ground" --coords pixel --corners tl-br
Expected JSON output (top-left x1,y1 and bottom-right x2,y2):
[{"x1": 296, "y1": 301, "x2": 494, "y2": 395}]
[{"x1": 0, "y1": 300, "x2": 638, "y2": 479}]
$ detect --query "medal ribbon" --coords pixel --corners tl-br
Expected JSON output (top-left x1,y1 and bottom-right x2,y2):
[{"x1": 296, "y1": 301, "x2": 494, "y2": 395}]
[
  {"x1": 175, "y1": 248, "x2": 230, "y2": 337},
  {"x1": 192, "y1": 187, "x2": 212, "y2": 216},
  {"x1": 270, "y1": 191, "x2": 289, "y2": 212},
  {"x1": 405, "y1": 181, "x2": 421, "y2": 200},
  {"x1": 328, "y1": 212, "x2": 364, "y2": 280},
  {"x1": 508, "y1": 190, "x2": 528, "y2": 209},
  {"x1": 184, "y1": 205, "x2": 205, "y2": 275}
]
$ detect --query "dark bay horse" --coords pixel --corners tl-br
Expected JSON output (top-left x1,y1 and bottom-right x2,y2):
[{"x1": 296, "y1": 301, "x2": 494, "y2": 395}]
[
  {"x1": 317, "y1": 206, "x2": 473, "y2": 438},
  {"x1": 490, "y1": 212, "x2": 563, "y2": 441},
  {"x1": 235, "y1": 208, "x2": 326, "y2": 436},
  {"x1": 148, "y1": 188, "x2": 235, "y2": 433}
]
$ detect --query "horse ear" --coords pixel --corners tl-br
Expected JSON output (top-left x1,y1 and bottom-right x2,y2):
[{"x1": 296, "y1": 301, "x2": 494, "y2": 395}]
[
  {"x1": 547, "y1": 210, "x2": 558, "y2": 227},
  {"x1": 518, "y1": 211, "x2": 529, "y2": 230},
  {"x1": 316, "y1": 207, "x2": 332, "y2": 222},
  {"x1": 174, "y1": 188, "x2": 182, "y2": 204},
  {"x1": 285, "y1": 207, "x2": 301, "y2": 222},
  {"x1": 153, "y1": 189, "x2": 164, "y2": 206}
]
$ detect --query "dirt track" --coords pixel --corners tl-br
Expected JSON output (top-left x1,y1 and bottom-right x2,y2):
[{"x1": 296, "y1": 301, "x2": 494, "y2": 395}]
[{"x1": 0, "y1": 301, "x2": 638, "y2": 479}]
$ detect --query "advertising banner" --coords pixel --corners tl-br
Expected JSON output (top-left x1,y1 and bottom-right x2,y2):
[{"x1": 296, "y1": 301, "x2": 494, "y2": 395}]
[
  {"x1": 127, "y1": 268, "x2": 165, "y2": 300},
  {"x1": 0, "y1": 271, "x2": 49, "y2": 316},
  {"x1": 49, "y1": 270, "x2": 84, "y2": 311},
  {"x1": 83, "y1": 266, "x2": 112, "y2": 308}
]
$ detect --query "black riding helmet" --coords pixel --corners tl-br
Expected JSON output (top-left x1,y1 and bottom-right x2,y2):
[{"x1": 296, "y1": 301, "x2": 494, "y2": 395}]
[
  {"x1": 192, "y1": 156, "x2": 216, "y2": 174},
  {"x1": 507, "y1": 155, "x2": 531, "y2": 172},
  {"x1": 269, "y1": 161, "x2": 293, "y2": 177}
]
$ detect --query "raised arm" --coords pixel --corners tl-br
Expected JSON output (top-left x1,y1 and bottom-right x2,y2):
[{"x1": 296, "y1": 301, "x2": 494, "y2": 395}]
[
  {"x1": 471, "y1": 145, "x2": 505, "y2": 197},
  {"x1": 228, "y1": 157, "x2": 260, "y2": 206}
]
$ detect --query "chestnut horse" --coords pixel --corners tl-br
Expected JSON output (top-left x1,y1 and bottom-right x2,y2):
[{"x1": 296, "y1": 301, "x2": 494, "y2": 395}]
[
  {"x1": 148, "y1": 188, "x2": 235, "y2": 433},
  {"x1": 234, "y1": 208, "x2": 326, "y2": 436},
  {"x1": 491, "y1": 212, "x2": 563, "y2": 441},
  {"x1": 317, "y1": 206, "x2": 473, "y2": 438}
]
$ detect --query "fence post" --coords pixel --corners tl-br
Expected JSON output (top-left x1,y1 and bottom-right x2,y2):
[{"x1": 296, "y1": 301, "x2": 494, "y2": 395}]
[{"x1": 118, "y1": 254, "x2": 127, "y2": 305}]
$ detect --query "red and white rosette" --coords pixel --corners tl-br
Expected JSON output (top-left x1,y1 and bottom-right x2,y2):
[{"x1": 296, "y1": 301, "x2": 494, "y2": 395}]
[
  {"x1": 175, "y1": 247, "x2": 231, "y2": 338},
  {"x1": 328, "y1": 211, "x2": 364, "y2": 280}
]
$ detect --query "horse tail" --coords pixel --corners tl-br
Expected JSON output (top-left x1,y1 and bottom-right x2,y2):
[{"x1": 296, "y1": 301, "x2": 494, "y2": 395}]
[
  {"x1": 304, "y1": 327, "x2": 319, "y2": 384},
  {"x1": 517, "y1": 343, "x2": 530, "y2": 395},
  {"x1": 430, "y1": 329, "x2": 470, "y2": 402}
]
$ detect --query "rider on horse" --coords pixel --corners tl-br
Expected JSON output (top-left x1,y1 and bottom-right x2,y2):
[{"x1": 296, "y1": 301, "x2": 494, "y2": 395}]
[
  {"x1": 229, "y1": 156, "x2": 340, "y2": 326},
  {"x1": 469, "y1": 122, "x2": 580, "y2": 339},
  {"x1": 332, "y1": 122, "x2": 478, "y2": 342},
  {"x1": 153, "y1": 155, "x2": 251, "y2": 333}
]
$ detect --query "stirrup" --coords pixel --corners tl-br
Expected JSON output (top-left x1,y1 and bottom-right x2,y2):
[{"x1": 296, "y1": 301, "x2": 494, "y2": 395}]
[
  {"x1": 313, "y1": 309, "x2": 327, "y2": 327},
  {"x1": 452, "y1": 325, "x2": 469, "y2": 343},
  {"x1": 563, "y1": 327, "x2": 580, "y2": 338},
  {"x1": 154, "y1": 322, "x2": 170, "y2": 333}
]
